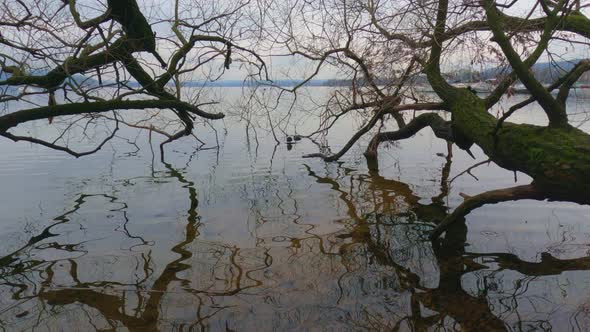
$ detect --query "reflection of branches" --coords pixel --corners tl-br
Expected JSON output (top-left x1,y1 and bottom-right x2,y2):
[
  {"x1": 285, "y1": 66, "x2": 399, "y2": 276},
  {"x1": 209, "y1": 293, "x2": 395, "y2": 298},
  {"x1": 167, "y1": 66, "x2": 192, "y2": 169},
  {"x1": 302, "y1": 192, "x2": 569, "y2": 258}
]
[
  {"x1": 431, "y1": 142, "x2": 453, "y2": 206},
  {"x1": 304, "y1": 160, "x2": 586, "y2": 330},
  {"x1": 1, "y1": 194, "x2": 129, "y2": 276},
  {"x1": 471, "y1": 251, "x2": 590, "y2": 277},
  {"x1": 3, "y1": 153, "x2": 590, "y2": 330},
  {"x1": 1, "y1": 160, "x2": 269, "y2": 330}
]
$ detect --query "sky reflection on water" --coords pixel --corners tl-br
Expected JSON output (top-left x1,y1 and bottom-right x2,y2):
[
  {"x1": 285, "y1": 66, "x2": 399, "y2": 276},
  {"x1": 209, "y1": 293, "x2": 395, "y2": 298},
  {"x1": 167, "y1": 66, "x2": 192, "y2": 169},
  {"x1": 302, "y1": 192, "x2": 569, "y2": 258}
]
[{"x1": 1, "y1": 90, "x2": 590, "y2": 331}]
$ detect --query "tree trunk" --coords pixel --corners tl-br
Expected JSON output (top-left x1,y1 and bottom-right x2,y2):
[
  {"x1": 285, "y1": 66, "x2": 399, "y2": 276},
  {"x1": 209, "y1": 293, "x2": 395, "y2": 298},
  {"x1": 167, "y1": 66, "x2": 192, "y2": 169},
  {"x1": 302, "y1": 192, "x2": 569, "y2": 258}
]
[{"x1": 449, "y1": 90, "x2": 590, "y2": 204}]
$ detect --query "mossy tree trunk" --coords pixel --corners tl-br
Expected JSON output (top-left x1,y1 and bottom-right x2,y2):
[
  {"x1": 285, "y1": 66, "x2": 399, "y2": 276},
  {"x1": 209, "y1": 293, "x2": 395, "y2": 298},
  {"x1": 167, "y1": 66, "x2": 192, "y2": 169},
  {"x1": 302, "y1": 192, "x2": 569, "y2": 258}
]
[
  {"x1": 338, "y1": 0, "x2": 590, "y2": 239},
  {"x1": 449, "y1": 91, "x2": 590, "y2": 201},
  {"x1": 424, "y1": 0, "x2": 590, "y2": 238}
]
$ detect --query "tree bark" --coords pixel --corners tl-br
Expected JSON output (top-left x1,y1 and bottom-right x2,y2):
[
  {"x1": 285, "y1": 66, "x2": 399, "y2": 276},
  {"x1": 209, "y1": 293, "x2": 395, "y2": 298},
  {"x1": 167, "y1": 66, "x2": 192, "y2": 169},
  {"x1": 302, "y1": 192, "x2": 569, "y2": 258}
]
[{"x1": 450, "y1": 90, "x2": 590, "y2": 202}]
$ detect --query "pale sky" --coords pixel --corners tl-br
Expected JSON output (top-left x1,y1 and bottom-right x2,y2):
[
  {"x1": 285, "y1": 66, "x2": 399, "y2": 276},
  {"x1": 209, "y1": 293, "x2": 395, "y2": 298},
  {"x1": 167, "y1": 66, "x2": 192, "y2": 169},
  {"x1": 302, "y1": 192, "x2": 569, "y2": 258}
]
[{"x1": 9, "y1": 0, "x2": 590, "y2": 81}]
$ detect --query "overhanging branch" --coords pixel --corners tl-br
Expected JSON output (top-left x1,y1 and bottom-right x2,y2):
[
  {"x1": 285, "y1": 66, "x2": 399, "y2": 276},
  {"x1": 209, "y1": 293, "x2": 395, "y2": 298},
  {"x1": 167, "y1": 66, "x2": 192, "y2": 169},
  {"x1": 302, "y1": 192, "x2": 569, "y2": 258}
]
[{"x1": 0, "y1": 99, "x2": 224, "y2": 132}]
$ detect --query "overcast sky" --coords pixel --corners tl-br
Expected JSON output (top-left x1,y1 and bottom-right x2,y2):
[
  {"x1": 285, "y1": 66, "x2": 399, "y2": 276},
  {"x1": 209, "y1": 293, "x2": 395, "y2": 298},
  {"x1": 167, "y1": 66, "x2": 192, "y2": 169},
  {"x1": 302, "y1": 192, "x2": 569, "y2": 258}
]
[{"x1": 46, "y1": 0, "x2": 590, "y2": 81}]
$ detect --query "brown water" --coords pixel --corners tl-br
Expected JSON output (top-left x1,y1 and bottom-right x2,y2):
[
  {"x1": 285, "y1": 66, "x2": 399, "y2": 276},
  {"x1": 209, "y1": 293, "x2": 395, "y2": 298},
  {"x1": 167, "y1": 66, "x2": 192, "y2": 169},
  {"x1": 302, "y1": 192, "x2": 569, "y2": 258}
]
[{"x1": 2, "y1": 89, "x2": 590, "y2": 331}]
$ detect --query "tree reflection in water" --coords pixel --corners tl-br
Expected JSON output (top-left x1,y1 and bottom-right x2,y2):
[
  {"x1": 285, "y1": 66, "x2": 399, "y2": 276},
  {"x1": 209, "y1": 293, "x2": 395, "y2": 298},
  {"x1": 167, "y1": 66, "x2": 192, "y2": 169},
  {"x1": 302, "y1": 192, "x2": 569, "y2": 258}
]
[{"x1": 1, "y1": 148, "x2": 590, "y2": 331}]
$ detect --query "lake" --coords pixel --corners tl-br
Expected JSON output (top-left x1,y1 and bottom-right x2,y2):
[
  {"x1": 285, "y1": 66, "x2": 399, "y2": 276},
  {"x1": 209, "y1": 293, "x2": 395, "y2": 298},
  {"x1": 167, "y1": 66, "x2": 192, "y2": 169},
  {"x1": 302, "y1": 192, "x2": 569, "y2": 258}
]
[{"x1": 1, "y1": 88, "x2": 590, "y2": 331}]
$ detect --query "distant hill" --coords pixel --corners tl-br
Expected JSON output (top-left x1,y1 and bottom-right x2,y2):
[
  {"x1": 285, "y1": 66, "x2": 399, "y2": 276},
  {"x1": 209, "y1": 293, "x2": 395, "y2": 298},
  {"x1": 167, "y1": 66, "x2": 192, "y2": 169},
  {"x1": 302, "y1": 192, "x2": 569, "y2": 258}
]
[
  {"x1": 2, "y1": 60, "x2": 588, "y2": 90},
  {"x1": 448, "y1": 60, "x2": 587, "y2": 84},
  {"x1": 180, "y1": 79, "x2": 354, "y2": 87}
]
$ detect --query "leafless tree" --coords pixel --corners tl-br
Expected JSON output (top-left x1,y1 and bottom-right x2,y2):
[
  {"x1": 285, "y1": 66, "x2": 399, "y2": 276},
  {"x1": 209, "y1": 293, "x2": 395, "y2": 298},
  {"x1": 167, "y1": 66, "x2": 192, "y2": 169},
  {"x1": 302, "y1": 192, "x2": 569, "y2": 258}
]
[
  {"x1": 0, "y1": 0, "x2": 266, "y2": 159},
  {"x1": 3, "y1": 0, "x2": 590, "y2": 240},
  {"x1": 261, "y1": 0, "x2": 590, "y2": 239}
]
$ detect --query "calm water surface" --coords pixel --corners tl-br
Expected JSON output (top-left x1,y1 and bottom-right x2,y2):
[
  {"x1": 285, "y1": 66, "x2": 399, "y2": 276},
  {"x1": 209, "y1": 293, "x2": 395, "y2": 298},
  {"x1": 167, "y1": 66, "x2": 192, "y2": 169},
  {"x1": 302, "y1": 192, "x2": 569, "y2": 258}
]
[{"x1": 2, "y1": 89, "x2": 590, "y2": 331}]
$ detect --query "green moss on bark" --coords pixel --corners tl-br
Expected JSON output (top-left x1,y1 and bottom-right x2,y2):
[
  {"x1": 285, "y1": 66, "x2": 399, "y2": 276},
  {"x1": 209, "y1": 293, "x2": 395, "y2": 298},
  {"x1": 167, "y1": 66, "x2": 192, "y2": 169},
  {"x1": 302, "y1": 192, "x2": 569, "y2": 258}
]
[{"x1": 449, "y1": 90, "x2": 590, "y2": 201}]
